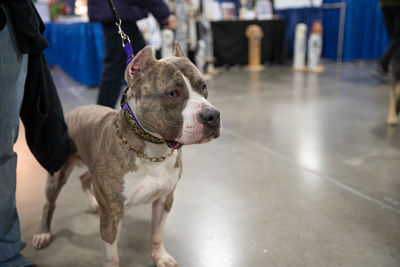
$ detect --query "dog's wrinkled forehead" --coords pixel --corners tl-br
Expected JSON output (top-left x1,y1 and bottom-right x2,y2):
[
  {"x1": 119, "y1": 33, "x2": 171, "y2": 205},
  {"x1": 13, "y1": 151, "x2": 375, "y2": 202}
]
[
  {"x1": 161, "y1": 57, "x2": 207, "y2": 97},
  {"x1": 124, "y1": 45, "x2": 207, "y2": 100}
]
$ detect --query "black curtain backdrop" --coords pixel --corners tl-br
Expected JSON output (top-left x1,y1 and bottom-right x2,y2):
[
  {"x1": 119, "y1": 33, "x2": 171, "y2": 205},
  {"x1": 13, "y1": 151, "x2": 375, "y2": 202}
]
[{"x1": 211, "y1": 19, "x2": 286, "y2": 66}]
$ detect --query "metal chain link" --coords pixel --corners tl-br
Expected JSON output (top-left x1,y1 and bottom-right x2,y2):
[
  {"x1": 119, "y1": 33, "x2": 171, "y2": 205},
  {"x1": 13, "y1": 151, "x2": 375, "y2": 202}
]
[{"x1": 114, "y1": 117, "x2": 174, "y2": 162}]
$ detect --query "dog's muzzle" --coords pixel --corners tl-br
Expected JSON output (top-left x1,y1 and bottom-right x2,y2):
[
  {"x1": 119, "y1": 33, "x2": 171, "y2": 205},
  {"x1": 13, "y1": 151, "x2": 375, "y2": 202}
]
[
  {"x1": 198, "y1": 108, "x2": 221, "y2": 139},
  {"x1": 199, "y1": 108, "x2": 221, "y2": 129}
]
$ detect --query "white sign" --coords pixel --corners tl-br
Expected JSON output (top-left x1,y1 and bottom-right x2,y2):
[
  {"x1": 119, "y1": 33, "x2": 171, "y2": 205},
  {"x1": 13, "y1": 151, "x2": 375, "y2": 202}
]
[
  {"x1": 274, "y1": 0, "x2": 322, "y2": 10},
  {"x1": 34, "y1": 3, "x2": 50, "y2": 23}
]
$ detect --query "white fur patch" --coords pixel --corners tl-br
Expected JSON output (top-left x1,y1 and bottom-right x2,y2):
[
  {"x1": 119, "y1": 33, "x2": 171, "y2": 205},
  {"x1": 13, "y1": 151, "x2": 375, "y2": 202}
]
[
  {"x1": 122, "y1": 150, "x2": 179, "y2": 208},
  {"x1": 176, "y1": 75, "x2": 215, "y2": 144},
  {"x1": 102, "y1": 221, "x2": 121, "y2": 267}
]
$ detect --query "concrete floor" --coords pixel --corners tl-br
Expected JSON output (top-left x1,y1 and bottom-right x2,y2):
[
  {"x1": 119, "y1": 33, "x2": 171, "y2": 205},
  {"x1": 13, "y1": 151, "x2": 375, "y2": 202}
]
[{"x1": 16, "y1": 62, "x2": 400, "y2": 267}]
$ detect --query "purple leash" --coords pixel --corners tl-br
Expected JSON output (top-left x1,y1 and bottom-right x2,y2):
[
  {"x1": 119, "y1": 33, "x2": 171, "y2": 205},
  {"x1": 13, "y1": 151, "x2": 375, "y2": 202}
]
[
  {"x1": 124, "y1": 43, "x2": 134, "y2": 64},
  {"x1": 106, "y1": 0, "x2": 163, "y2": 143},
  {"x1": 107, "y1": 0, "x2": 134, "y2": 63}
]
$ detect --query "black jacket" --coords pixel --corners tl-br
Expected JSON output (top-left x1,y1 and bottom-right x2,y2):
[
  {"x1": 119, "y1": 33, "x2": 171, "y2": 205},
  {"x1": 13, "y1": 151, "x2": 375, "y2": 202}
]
[
  {"x1": 87, "y1": 0, "x2": 170, "y2": 24},
  {"x1": 2, "y1": 0, "x2": 70, "y2": 174}
]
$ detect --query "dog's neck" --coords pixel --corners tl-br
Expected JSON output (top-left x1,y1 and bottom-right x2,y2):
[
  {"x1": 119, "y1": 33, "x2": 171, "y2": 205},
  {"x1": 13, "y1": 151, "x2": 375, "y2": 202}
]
[
  {"x1": 116, "y1": 109, "x2": 171, "y2": 159},
  {"x1": 143, "y1": 138, "x2": 171, "y2": 158},
  {"x1": 122, "y1": 97, "x2": 165, "y2": 144}
]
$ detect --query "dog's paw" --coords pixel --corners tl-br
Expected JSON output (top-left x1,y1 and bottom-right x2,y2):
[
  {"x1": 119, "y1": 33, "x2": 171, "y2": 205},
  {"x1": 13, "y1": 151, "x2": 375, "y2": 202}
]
[
  {"x1": 32, "y1": 233, "x2": 51, "y2": 249},
  {"x1": 154, "y1": 255, "x2": 178, "y2": 267},
  {"x1": 152, "y1": 248, "x2": 178, "y2": 267}
]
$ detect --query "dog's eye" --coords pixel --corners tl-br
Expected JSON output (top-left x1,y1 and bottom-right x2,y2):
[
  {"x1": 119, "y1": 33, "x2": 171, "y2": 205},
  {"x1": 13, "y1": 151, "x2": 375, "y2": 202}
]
[
  {"x1": 167, "y1": 90, "x2": 179, "y2": 98},
  {"x1": 202, "y1": 84, "x2": 207, "y2": 92}
]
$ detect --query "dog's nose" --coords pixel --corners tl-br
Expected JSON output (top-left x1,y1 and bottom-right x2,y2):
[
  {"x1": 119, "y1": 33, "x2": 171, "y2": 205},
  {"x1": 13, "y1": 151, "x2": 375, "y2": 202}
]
[{"x1": 199, "y1": 109, "x2": 220, "y2": 128}]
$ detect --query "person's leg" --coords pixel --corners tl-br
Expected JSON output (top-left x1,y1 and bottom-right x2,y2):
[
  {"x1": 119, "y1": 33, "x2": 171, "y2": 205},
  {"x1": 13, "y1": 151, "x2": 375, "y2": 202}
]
[
  {"x1": 96, "y1": 22, "x2": 125, "y2": 108},
  {"x1": 379, "y1": 39, "x2": 400, "y2": 73},
  {"x1": 0, "y1": 6, "x2": 31, "y2": 267},
  {"x1": 379, "y1": 7, "x2": 400, "y2": 72},
  {"x1": 97, "y1": 21, "x2": 146, "y2": 108},
  {"x1": 123, "y1": 21, "x2": 146, "y2": 55}
]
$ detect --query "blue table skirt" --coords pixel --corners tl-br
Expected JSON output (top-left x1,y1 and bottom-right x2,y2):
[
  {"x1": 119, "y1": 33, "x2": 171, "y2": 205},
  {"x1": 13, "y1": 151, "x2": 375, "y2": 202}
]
[
  {"x1": 276, "y1": 2, "x2": 389, "y2": 62},
  {"x1": 44, "y1": 22, "x2": 104, "y2": 86}
]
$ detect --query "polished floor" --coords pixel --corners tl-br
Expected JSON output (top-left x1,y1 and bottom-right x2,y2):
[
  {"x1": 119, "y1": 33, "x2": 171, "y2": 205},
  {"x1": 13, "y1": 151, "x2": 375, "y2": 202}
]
[{"x1": 16, "y1": 62, "x2": 400, "y2": 267}]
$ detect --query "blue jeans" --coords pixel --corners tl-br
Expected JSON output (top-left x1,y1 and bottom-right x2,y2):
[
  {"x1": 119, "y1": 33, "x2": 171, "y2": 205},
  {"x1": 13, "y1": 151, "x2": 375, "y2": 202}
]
[{"x1": 0, "y1": 6, "x2": 31, "y2": 267}]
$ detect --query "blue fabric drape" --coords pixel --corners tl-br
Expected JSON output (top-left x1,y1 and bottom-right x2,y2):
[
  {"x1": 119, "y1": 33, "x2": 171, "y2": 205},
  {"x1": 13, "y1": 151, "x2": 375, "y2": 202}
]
[
  {"x1": 322, "y1": 0, "x2": 389, "y2": 61},
  {"x1": 44, "y1": 22, "x2": 104, "y2": 86},
  {"x1": 322, "y1": 1, "x2": 340, "y2": 60},
  {"x1": 275, "y1": 7, "x2": 324, "y2": 56},
  {"x1": 276, "y1": 0, "x2": 389, "y2": 61},
  {"x1": 343, "y1": 0, "x2": 388, "y2": 61}
]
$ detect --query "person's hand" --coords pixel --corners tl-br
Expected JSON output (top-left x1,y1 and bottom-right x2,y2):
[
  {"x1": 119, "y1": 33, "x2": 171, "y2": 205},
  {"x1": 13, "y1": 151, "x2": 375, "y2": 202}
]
[{"x1": 162, "y1": 15, "x2": 177, "y2": 30}]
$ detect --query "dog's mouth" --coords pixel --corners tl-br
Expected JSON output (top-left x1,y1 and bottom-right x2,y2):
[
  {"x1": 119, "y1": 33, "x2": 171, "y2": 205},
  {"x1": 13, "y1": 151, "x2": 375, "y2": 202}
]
[
  {"x1": 165, "y1": 126, "x2": 220, "y2": 149},
  {"x1": 165, "y1": 140, "x2": 183, "y2": 150},
  {"x1": 197, "y1": 132, "x2": 217, "y2": 144}
]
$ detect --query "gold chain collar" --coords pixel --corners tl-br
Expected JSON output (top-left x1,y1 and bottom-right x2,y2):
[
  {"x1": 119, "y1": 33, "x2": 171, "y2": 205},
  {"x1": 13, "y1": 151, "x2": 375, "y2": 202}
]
[
  {"x1": 114, "y1": 116, "x2": 174, "y2": 162},
  {"x1": 122, "y1": 104, "x2": 165, "y2": 144}
]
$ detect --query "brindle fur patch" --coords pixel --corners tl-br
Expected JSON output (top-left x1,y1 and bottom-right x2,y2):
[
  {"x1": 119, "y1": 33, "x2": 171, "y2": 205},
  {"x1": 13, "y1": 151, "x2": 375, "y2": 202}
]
[
  {"x1": 130, "y1": 60, "x2": 190, "y2": 141},
  {"x1": 162, "y1": 57, "x2": 208, "y2": 98},
  {"x1": 79, "y1": 171, "x2": 92, "y2": 189},
  {"x1": 164, "y1": 193, "x2": 174, "y2": 212},
  {"x1": 65, "y1": 106, "x2": 142, "y2": 244},
  {"x1": 125, "y1": 46, "x2": 209, "y2": 142}
]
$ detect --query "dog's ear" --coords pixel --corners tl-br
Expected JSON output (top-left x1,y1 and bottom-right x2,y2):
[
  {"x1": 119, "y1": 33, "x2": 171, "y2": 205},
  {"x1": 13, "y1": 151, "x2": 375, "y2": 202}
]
[
  {"x1": 174, "y1": 41, "x2": 185, "y2": 57},
  {"x1": 125, "y1": 46, "x2": 156, "y2": 83}
]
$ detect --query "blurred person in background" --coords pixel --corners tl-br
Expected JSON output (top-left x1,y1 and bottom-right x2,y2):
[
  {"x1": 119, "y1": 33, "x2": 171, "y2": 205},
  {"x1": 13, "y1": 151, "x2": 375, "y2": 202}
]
[
  {"x1": 87, "y1": 0, "x2": 177, "y2": 108},
  {"x1": 0, "y1": 1, "x2": 69, "y2": 266},
  {"x1": 374, "y1": 0, "x2": 400, "y2": 82}
]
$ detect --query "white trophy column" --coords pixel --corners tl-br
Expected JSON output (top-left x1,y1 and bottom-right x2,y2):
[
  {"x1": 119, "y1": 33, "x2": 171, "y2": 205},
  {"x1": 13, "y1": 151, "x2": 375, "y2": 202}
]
[
  {"x1": 293, "y1": 23, "x2": 307, "y2": 71},
  {"x1": 307, "y1": 21, "x2": 323, "y2": 72}
]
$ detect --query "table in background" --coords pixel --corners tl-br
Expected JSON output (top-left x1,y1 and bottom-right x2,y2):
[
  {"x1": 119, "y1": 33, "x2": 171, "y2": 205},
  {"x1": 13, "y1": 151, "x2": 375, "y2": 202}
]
[
  {"x1": 211, "y1": 20, "x2": 286, "y2": 66},
  {"x1": 44, "y1": 22, "x2": 104, "y2": 86},
  {"x1": 44, "y1": 20, "x2": 286, "y2": 86}
]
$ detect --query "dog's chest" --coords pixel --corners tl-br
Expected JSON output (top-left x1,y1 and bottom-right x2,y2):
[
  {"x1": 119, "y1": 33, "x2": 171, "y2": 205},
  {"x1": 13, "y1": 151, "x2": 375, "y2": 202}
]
[{"x1": 122, "y1": 151, "x2": 180, "y2": 207}]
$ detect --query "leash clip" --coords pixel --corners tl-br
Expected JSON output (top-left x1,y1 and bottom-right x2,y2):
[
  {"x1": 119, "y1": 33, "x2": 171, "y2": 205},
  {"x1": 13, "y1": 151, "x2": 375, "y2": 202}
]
[
  {"x1": 115, "y1": 19, "x2": 131, "y2": 47},
  {"x1": 115, "y1": 19, "x2": 134, "y2": 64},
  {"x1": 107, "y1": 0, "x2": 134, "y2": 63}
]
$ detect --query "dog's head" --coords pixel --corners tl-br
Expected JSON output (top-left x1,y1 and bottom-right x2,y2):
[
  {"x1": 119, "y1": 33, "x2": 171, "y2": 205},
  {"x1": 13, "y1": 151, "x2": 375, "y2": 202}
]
[{"x1": 124, "y1": 43, "x2": 221, "y2": 149}]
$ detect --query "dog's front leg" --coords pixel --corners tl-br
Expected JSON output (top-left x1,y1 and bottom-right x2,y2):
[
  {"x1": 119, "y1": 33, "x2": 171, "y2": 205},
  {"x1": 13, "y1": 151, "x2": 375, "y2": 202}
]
[
  {"x1": 150, "y1": 193, "x2": 178, "y2": 267},
  {"x1": 93, "y1": 180, "x2": 123, "y2": 267},
  {"x1": 101, "y1": 220, "x2": 121, "y2": 267}
]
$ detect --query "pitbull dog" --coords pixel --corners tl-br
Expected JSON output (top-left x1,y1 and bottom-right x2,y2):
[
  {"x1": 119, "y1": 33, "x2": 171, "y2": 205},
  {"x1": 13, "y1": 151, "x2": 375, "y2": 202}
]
[{"x1": 32, "y1": 43, "x2": 221, "y2": 267}]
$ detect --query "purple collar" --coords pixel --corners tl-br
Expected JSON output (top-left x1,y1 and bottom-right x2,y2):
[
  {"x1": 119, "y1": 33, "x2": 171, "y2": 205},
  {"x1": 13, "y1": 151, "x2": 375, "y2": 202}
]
[{"x1": 120, "y1": 88, "x2": 165, "y2": 144}]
